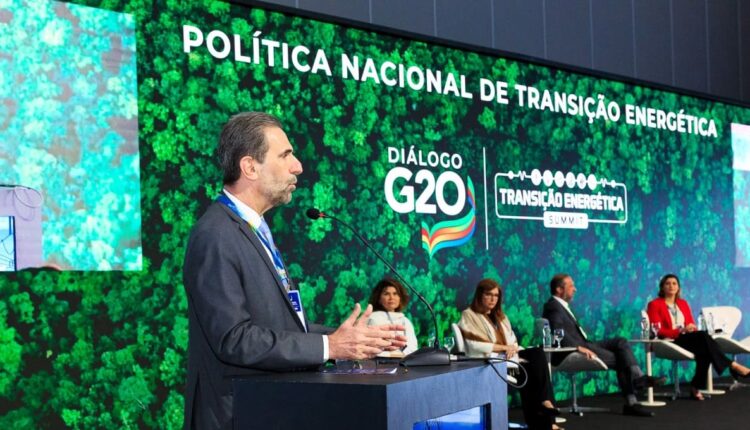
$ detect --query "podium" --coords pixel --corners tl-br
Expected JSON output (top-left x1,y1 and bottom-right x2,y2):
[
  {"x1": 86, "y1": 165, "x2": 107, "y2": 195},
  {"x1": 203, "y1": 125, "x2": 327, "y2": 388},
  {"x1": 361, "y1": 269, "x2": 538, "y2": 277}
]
[{"x1": 233, "y1": 361, "x2": 508, "y2": 430}]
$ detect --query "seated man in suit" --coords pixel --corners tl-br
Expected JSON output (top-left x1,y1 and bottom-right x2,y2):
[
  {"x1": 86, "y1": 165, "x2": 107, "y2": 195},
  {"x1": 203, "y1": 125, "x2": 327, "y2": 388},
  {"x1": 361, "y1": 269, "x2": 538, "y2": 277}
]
[
  {"x1": 542, "y1": 273, "x2": 665, "y2": 417},
  {"x1": 183, "y1": 112, "x2": 406, "y2": 429}
]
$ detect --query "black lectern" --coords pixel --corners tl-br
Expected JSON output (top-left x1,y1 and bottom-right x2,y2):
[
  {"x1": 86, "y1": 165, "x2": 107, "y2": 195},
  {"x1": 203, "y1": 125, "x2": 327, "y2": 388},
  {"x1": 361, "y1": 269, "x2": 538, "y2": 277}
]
[{"x1": 233, "y1": 361, "x2": 507, "y2": 430}]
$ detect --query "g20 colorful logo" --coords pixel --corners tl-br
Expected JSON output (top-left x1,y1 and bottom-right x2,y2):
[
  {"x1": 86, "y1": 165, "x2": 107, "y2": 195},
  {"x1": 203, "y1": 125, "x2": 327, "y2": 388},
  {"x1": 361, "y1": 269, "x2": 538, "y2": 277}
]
[{"x1": 384, "y1": 147, "x2": 476, "y2": 258}]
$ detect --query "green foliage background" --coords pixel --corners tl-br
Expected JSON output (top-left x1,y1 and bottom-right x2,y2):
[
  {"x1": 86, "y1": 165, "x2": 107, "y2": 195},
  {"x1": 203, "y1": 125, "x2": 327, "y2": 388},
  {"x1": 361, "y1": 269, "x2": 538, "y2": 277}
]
[{"x1": 2, "y1": 0, "x2": 750, "y2": 428}]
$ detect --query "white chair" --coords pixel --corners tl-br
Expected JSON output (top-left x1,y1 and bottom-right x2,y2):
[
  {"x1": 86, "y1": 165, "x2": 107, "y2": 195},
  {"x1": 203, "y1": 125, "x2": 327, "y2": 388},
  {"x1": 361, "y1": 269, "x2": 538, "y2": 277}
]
[
  {"x1": 536, "y1": 318, "x2": 609, "y2": 415},
  {"x1": 701, "y1": 306, "x2": 742, "y2": 337},
  {"x1": 702, "y1": 306, "x2": 750, "y2": 389},
  {"x1": 451, "y1": 323, "x2": 466, "y2": 355},
  {"x1": 642, "y1": 311, "x2": 696, "y2": 399},
  {"x1": 553, "y1": 351, "x2": 609, "y2": 415}
]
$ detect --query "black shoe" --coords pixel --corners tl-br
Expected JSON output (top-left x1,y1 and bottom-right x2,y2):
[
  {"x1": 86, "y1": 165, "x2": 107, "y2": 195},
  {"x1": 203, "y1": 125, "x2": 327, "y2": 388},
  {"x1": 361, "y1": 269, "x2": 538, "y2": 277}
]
[
  {"x1": 623, "y1": 404, "x2": 655, "y2": 417},
  {"x1": 539, "y1": 406, "x2": 562, "y2": 417},
  {"x1": 633, "y1": 375, "x2": 667, "y2": 390}
]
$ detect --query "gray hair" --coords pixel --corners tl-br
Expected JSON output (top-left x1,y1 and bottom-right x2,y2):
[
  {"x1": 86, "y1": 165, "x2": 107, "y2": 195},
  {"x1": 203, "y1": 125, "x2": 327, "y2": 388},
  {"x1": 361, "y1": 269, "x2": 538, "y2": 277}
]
[{"x1": 218, "y1": 112, "x2": 282, "y2": 184}]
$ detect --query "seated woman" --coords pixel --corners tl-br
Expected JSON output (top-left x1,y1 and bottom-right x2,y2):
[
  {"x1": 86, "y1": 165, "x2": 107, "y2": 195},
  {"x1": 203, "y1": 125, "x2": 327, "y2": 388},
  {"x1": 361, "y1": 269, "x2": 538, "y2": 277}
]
[
  {"x1": 366, "y1": 278, "x2": 419, "y2": 355},
  {"x1": 459, "y1": 279, "x2": 559, "y2": 430},
  {"x1": 647, "y1": 273, "x2": 750, "y2": 400}
]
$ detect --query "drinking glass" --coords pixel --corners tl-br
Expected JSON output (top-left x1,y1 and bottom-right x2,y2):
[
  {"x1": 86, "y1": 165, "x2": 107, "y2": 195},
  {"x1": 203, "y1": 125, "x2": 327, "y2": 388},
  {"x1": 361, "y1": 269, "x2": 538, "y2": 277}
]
[
  {"x1": 396, "y1": 315, "x2": 407, "y2": 351},
  {"x1": 650, "y1": 322, "x2": 661, "y2": 339},
  {"x1": 553, "y1": 328, "x2": 565, "y2": 348},
  {"x1": 443, "y1": 336, "x2": 455, "y2": 354}
]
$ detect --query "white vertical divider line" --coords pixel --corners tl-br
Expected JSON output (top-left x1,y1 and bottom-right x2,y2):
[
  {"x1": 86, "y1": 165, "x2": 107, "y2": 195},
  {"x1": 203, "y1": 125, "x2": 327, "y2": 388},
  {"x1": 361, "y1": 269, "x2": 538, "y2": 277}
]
[{"x1": 483, "y1": 146, "x2": 489, "y2": 250}]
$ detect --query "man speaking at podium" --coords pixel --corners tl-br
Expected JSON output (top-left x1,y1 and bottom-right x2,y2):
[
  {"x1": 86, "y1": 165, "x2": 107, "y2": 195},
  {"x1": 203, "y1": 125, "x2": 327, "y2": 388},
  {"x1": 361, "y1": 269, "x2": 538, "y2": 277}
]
[{"x1": 183, "y1": 112, "x2": 405, "y2": 429}]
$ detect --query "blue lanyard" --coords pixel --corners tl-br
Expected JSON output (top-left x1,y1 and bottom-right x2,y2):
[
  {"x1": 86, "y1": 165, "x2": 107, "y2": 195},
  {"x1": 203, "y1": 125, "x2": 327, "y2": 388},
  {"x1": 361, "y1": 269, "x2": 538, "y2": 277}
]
[{"x1": 216, "y1": 195, "x2": 289, "y2": 285}]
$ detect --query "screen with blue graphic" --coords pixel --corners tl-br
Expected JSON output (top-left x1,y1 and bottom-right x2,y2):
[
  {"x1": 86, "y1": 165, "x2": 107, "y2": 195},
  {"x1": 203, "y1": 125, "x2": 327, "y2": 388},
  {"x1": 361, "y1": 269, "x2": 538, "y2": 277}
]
[
  {"x1": 733, "y1": 123, "x2": 750, "y2": 267},
  {"x1": 0, "y1": 216, "x2": 15, "y2": 271},
  {"x1": 413, "y1": 406, "x2": 487, "y2": 430},
  {"x1": 0, "y1": 0, "x2": 141, "y2": 270}
]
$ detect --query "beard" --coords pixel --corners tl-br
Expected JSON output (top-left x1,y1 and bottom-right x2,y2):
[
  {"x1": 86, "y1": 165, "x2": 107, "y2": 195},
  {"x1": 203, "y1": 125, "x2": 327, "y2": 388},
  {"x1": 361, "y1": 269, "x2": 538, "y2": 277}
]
[{"x1": 262, "y1": 179, "x2": 296, "y2": 208}]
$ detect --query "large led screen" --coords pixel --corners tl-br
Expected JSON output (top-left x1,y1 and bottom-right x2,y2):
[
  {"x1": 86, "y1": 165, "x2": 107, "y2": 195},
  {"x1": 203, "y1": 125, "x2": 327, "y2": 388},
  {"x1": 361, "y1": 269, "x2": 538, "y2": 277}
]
[{"x1": 175, "y1": 5, "x2": 750, "y2": 337}]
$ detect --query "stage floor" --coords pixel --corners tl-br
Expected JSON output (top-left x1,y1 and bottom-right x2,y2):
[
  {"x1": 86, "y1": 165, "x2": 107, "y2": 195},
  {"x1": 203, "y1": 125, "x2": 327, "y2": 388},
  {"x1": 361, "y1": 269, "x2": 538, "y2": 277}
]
[{"x1": 508, "y1": 377, "x2": 750, "y2": 429}]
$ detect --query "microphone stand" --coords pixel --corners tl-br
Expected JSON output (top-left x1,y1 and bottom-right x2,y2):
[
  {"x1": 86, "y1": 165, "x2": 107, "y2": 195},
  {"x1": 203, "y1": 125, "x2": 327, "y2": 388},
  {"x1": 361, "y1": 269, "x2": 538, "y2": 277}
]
[{"x1": 310, "y1": 210, "x2": 449, "y2": 366}]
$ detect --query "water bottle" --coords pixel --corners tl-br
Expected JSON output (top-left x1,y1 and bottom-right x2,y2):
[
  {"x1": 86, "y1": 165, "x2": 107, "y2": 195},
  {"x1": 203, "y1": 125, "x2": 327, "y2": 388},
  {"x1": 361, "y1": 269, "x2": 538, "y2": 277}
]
[
  {"x1": 698, "y1": 312, "x2": 706, "y2": 331},
  {"x1": 640, "y1": 317, "x2": 650, "y2": 340},
  {"x1": 706, "y1": 313, "x2": 715, "y2": 334},
  {"x1": 542, "y1": 321, "x2": 552, "y2": 348}
]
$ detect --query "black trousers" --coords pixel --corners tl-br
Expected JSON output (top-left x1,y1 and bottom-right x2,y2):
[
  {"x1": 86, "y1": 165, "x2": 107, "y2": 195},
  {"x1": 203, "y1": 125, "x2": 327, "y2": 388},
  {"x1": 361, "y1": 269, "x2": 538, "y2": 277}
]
[
  {"x1": 588, "y1": 337, "x2": 639, "y2": 397},
  {"x1": 674, "y1": 331, "x2": 732, "y2": 389},
  {"x1": 517, "y1": 347, "x2": 554, "y2": 430}
]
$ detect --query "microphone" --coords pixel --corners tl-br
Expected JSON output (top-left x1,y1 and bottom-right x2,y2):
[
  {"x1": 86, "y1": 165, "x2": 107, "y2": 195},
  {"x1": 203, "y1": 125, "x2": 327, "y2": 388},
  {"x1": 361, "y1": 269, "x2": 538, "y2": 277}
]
[
  {"x1": 306, "y1": 207, "x2": 449, "y2": 366},
  {"x1": 305, "y1": 208, "x2": 324, "y2": 219}
]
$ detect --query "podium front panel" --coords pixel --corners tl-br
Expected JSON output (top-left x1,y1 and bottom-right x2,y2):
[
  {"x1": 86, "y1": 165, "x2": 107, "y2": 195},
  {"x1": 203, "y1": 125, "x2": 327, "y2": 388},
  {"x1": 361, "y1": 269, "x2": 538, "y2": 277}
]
[{"x1": 233, "y1": 362, "x2": 508, "y2": 430}]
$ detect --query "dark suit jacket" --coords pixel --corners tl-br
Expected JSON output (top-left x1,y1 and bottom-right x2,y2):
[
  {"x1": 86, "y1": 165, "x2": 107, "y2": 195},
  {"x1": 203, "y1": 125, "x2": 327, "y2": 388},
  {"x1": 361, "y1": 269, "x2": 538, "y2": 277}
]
[
  {"x1": 543, "y1": 297, "x2": 641, "y2": 389},
  {"x1": 542, "y1": 297, "x2": 590, "y2": 363},
  {"x1": 183, "y1": 202, "x2": 331, "y2": 429}
]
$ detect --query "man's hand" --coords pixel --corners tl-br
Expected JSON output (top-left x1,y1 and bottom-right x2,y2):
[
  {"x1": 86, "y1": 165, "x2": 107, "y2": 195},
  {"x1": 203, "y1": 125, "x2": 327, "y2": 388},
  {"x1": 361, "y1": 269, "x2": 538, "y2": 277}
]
[
  {"x1": 577, "y1": 346, "x2": 597, "y2": 359},
  {"x1": 684, "y1": 323, "x2": 698, "y2": 333},
  {"x1": 328, "y1": 303, "x2": 407, "y2": 360}
]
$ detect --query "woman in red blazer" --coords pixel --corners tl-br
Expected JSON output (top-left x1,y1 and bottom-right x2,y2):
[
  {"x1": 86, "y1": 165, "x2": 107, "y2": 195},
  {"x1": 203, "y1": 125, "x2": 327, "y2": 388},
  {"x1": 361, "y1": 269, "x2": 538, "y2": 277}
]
[{"x1": 647, "y1": 274, "x2": 750, "y2": 400}]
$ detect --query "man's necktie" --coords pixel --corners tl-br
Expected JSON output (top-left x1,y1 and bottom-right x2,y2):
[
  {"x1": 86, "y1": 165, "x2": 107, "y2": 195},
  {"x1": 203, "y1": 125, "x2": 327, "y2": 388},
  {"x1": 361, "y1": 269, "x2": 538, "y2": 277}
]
[{"x1": 568, "y1": 307, "x2": 589, "y2": 340}]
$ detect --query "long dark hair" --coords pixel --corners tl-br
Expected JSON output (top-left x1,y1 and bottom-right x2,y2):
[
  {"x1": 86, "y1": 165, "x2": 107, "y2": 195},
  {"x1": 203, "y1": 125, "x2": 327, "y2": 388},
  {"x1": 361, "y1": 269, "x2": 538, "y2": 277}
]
[
  {"x1": 468, "y1": 278, "x2": 508, "y2": 345},
  {"x1": 470, "y1": 278, "x2": 505, "y2": 324},
  {"x1": 658, "y1": 273, "x2": 681, "y2": 300},
  {"x1": 368, "y1": 278, "x2": 409, "y2": 312}
]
